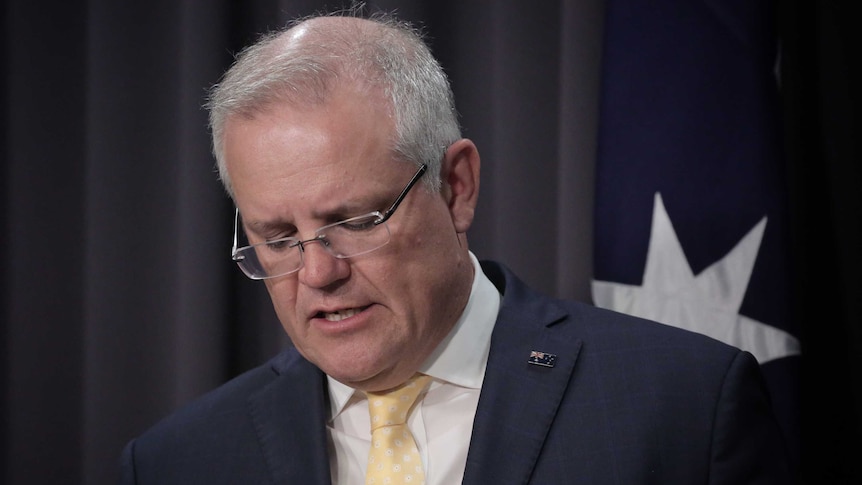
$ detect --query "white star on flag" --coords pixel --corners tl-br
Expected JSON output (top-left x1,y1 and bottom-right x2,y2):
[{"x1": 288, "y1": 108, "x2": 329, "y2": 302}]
[{"x1": 592, "y1": 192, "x2": 800, "y2": 364}]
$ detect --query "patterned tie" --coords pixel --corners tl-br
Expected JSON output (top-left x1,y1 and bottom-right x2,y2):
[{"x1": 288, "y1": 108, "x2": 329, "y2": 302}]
[{"x1": 365, "y1": 374, "x2": 432, "y2": 485}]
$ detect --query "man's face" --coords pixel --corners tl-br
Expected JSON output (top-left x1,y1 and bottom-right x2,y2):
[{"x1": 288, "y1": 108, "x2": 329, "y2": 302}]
[{"x1": 223, "y1": 88, "x2": 475, "y2": 391}]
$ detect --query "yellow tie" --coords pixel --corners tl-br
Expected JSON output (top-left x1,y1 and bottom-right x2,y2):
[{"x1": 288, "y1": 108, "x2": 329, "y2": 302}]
[{"x1": 365, "y1": 374, "x2": 432, "y2": 485}]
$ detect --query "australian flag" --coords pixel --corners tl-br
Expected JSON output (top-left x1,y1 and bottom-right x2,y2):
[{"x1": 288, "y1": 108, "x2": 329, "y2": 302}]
[{"x1": 591, "y1": 0, "x2": 800, "y2": 469}]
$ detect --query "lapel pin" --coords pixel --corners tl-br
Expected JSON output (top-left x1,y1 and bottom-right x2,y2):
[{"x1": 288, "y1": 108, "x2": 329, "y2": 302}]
[{"x1": 528, "y1": 350, "x2": 557, "y2": 368}]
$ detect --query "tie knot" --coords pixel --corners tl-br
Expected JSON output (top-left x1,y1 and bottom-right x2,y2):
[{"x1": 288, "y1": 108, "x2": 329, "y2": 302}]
[{"x1": 366, "y1": 374, "x2": 431, "y2": 431}]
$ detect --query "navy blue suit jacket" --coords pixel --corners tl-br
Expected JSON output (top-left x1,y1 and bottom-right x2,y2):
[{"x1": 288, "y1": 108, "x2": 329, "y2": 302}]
[{"x1": 120, "y1": 261, "x2": 791, "y2": 484}]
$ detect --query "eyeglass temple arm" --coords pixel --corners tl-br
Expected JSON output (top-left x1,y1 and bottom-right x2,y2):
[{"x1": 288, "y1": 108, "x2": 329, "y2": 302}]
[
  {"x1": 232, "y1": 208, "x2": 241, "y2": 257},
  {"x1": 375, "y1": 164, "x2": 427, "y2": 225}
]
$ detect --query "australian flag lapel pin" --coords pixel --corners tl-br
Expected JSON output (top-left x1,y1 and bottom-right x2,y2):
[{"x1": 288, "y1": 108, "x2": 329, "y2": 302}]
[{"x1": 528, "y1": 350, "x2": 557, "y2": 368}]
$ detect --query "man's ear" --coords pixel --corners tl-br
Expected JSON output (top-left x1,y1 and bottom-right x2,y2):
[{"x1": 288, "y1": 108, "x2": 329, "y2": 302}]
[{"x1": 441, "y1": 138, "x2": 480, "y2": 233}]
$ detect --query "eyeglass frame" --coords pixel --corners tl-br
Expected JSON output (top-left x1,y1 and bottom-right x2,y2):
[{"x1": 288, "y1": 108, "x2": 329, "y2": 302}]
[{"x1": 231, "y1": 163, "x2": 428, "y2": 279}]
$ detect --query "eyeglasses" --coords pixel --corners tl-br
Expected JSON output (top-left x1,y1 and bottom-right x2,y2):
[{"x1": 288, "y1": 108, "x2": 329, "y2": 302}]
[{"x1": 231, "y1": 163, "x2": 428, "y2": 280}]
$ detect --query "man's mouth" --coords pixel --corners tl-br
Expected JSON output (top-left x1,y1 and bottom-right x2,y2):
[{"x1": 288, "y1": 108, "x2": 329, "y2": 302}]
[{"x1": 318, "y1": 306, "x2": 368, "y2": 322}]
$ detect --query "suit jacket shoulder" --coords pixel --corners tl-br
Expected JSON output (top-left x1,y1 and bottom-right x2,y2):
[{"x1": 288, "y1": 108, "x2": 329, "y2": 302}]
[
  {"x1": 120, "y1": 350, "x2": 331, "y2": 485},
  {"x1": 465, "y1": 260, "x2": 791, "y2": 484}
]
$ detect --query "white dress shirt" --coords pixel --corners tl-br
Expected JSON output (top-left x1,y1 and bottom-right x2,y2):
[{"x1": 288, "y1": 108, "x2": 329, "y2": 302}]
[{"x1": 326, "y1": 252, "x2": 500, "y2": 484}]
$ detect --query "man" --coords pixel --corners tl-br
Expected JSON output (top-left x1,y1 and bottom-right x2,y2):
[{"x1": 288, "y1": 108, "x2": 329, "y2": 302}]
[{"x1": 120, "y1": 12, "x2": 791, "y2": 484}]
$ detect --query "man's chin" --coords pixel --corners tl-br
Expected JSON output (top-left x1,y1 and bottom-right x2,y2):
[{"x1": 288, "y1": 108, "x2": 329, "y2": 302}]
[{"x1": 328, "y1": 364, "x2": 411, "y2": 392}]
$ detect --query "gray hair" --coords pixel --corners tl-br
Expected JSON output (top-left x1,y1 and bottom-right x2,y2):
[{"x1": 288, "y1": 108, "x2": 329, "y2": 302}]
[{"x1": 206, "y1": 13, "x2": 461, "y2": 198}]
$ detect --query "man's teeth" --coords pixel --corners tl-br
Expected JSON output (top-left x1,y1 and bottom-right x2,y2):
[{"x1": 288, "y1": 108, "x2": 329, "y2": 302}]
[{"x1": 323, "y1": 308, "x2": 362, "y2": 321}]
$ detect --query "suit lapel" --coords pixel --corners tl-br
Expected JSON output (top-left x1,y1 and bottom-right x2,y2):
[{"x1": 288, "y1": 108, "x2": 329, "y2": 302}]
[
  {"x1": 463, "y1": 263, "x2": 583, "y2": 485},
  {"x1": 248, "y1": 352, "x2": 332, "y2": 485}
]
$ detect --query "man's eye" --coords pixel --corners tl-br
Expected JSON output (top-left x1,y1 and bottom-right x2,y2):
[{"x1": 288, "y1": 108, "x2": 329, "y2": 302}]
[
  {"x1": 340, "y1": 217, "x2": 380, "y2": 231},
  {"x1": 265, "y1": 238, "x2": 298, "y2": 251}
]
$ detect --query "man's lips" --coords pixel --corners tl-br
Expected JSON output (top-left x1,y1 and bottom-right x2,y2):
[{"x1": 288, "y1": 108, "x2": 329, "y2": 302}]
[{"x1": 314, "y1": 305, "x2": 371, "y2": 322}]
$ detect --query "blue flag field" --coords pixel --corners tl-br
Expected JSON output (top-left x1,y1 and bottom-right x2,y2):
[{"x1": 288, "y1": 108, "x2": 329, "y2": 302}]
[{"x1": 592, "y1": 0, "x2": 800, "y2": 469}]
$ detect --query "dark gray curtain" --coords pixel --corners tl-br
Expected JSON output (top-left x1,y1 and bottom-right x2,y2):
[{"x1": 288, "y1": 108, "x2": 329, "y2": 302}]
[{"x1": 2, "y1": 1, "x2": 858, "y2": 485}]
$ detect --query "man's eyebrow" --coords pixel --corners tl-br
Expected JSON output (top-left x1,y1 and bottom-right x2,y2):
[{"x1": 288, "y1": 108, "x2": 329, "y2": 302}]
[
  {"x1": 311, "y1": 193, "x2": 393, "y2": 220},
  {"x1": 244, "y1": 219, "x2": 295, "y2": 236}
]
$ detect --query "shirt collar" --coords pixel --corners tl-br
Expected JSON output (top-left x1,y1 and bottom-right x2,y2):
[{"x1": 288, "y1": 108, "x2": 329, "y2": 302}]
[{"x1": 327, "y1": 252, "x2": 500, "y2": 420}]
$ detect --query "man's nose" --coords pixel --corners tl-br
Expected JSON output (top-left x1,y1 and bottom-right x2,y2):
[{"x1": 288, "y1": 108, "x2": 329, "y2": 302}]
[{"x1": 297, "y1": 239, "x2": 350, "y2": 288}]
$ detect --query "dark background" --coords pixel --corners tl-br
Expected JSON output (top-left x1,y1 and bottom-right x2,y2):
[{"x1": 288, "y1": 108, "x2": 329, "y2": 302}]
[{"x1": 2, "y1": 1, "x2": 859, "y2": 484}]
